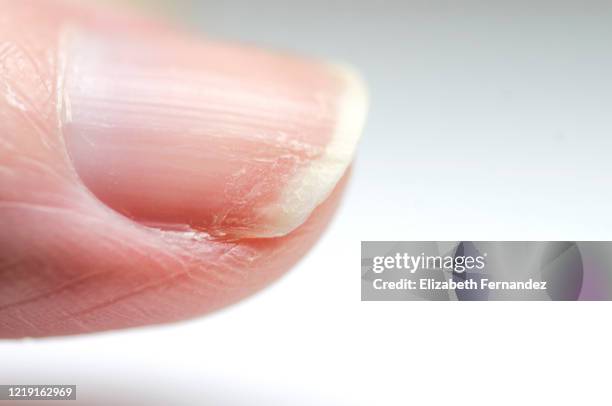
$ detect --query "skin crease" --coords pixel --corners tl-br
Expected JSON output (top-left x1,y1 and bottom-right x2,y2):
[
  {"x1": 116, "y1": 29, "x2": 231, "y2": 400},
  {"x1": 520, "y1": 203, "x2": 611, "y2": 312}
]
[{"x1": 0, "y1": 1, "x2": 358, "y2": 338}]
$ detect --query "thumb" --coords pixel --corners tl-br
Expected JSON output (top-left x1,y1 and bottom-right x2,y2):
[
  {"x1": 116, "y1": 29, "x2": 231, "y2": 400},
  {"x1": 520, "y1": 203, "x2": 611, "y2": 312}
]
[{"x1": 0, "y1": 0, "x2": 367, "y2": 337}]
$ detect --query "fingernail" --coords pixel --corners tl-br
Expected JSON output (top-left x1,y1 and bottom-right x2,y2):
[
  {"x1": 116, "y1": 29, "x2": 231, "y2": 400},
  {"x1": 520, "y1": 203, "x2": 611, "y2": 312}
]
[{"x1": 61, "y1": 26, "x2": 367, "y2": 238}]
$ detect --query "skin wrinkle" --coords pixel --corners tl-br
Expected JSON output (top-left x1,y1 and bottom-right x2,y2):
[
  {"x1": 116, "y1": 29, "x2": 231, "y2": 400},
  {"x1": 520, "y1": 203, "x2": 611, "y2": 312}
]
[
  {"x1": 0, "y1": 252, "x2": 227, "y2": 331},
  {"x1": 88, "y1": 225, "x2": 231, "y2": 292},
  {"x1": 15, "y1": 155, "x2": 67, "y2": 182},
  {"x1": 165, "y1": 233, "x2": 261, "y2": 284},
  {"x1": 55, "y1": 270, "x2": 220, "y2": 325},
  {"x1": 1, "y1": 41, "x2": 50, "y2": 104},
  {"x1": 0, "y1": 43, "x2": 56, "y2": 139},
  {"x1": 4, "y1": 90, "x2": 51, "y2": 146},
  {"x1": 95, "y1": 225, "x2": 253, "y2": 289},
  {"x1": 10, "y1": 308, "x2": 41, "y2": 336},
  {"x1": 100, "y1": 230, "x2": 181, "y2": 272},
  {"x1": 11, "y1": 73, "x2": 54, "y2": 118},
  {"x1": 0, "y1": 201, "x2": 98, "y2": 220},
  {"x1": 0, "y1": 269, "x2": 113, "y2": 312},
  {"x1": 171, "y1": 239, "x2": 253, "y2": 283}
]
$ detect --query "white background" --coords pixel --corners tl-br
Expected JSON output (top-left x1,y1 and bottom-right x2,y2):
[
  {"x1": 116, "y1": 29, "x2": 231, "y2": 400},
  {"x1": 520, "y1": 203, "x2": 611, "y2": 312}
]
[{"x1": 1, "y1": 1, "x2": 611, "y2": 404}]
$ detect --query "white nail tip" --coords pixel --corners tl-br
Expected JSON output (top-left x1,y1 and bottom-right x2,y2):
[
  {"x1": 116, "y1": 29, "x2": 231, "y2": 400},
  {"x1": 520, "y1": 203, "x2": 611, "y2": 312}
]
[{"x1": 256, "y1": 64, "x2": 368, "y2": 238}]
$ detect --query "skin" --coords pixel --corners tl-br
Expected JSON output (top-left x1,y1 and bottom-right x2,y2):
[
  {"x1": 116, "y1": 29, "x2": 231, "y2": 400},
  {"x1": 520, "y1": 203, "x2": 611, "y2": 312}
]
[{"x1": 0, "y1": 0, "x2": 365, "y2": 338}]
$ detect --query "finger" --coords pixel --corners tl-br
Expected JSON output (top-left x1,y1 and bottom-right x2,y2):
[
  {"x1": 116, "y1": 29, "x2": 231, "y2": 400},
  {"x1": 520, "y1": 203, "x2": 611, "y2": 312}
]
[{"x1": 0, "y1": 0, "x2": 367, "y2": 337}]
